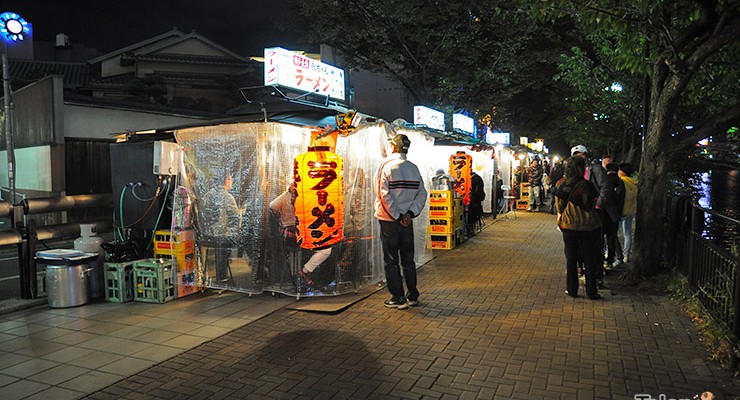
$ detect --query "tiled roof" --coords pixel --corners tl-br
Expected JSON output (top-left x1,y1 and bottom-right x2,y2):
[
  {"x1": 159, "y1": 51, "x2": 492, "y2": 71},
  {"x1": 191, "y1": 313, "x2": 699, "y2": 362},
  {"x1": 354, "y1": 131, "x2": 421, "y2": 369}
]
[
  {"x1": 121, "y1": 53, "x2": 251, "y2": 67},
  {"x1": 5, "y1": 59, "x2": 90, "y2": 87},
  {"x1": 63, "y1": 92, "x2": 226, "y2": 119},
  {"x1": 86, "y1": 72, "x2": 136, "y2": 87}
]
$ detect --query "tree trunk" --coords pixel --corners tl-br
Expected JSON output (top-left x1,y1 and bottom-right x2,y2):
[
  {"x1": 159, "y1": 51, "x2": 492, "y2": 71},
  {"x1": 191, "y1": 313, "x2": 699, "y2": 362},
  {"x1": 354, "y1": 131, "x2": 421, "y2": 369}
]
[
  {"x1": 635, "y1": 61, "x2": 685, "y2": 276},
  {"x1": 635, "y1": 145, "x2": 668, "y2": 276}
]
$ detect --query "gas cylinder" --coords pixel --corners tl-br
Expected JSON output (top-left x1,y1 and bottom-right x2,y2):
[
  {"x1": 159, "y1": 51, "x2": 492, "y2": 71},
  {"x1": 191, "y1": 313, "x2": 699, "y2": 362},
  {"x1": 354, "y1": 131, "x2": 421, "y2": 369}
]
[{"x1": 74, "y1": 224, "x2": 104, "y2": 300}]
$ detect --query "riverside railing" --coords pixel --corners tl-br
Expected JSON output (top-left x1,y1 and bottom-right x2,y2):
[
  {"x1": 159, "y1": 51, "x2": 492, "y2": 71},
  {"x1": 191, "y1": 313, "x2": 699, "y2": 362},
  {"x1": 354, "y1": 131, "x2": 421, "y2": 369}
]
[
  {"x1": 0, "y1": 194, "x2": 112, "y2": 299},
  {"x1": 667, "y1": 195, "x2": 740, "y2": 369}
]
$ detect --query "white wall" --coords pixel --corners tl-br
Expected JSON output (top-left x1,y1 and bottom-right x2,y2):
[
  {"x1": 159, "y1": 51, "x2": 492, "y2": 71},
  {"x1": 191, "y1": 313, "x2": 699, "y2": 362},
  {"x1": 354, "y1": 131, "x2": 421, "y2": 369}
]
[{"x1": 0, "y1": 146, "x2": 52, "y2": 192}]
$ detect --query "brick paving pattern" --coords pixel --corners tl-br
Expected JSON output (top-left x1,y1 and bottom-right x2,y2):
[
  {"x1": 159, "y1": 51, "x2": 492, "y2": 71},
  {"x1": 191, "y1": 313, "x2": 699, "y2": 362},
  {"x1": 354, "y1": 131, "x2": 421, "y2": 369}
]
[{"x1": 86, "y1": 212, "x2": 740, "y2": 400}]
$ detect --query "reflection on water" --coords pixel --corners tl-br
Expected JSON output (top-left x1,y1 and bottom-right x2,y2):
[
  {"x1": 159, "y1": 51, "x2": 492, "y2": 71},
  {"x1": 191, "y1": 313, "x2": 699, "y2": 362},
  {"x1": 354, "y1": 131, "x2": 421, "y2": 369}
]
[{"x1": 697, "y1": 169, "x2": 739, "y2": 252}]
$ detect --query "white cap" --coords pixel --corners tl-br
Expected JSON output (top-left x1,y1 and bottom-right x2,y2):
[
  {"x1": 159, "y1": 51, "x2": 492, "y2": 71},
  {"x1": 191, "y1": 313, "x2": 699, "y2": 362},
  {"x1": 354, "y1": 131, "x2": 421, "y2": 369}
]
[{"x1": 570, "y1": 145, "x2": 588, "y2": 155}]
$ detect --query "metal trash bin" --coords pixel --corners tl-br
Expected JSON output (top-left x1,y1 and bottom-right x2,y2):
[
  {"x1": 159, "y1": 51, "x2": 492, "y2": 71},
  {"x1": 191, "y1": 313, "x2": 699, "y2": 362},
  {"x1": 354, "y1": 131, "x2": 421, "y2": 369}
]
[{"x1": 36, "y1": 250, "x2": 98, "y2": 308}]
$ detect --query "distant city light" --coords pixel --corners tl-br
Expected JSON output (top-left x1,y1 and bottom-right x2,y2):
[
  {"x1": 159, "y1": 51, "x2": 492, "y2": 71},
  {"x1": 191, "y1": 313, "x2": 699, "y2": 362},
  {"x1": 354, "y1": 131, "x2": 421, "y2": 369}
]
[
  {"x1": 1, "y1": 12, "x2": 31, "y2": 42},
  {"x1": 610, "y1": 82, "x2": 623, "y2": 92}
]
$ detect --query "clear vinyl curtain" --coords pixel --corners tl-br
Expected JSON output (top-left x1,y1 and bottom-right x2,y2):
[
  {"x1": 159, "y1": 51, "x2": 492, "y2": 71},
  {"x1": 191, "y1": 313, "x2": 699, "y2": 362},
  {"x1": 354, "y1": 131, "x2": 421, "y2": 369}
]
[{"x1": 172, "y1": 121, "x2": 435, "y2": 297}]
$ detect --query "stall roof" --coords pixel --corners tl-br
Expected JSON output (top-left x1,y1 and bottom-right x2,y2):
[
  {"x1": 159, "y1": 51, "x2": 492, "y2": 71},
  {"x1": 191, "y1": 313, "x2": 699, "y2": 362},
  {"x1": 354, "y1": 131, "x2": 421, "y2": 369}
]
[{"x1": 115, "y1": 91, "x2": 348, "y2": 142}]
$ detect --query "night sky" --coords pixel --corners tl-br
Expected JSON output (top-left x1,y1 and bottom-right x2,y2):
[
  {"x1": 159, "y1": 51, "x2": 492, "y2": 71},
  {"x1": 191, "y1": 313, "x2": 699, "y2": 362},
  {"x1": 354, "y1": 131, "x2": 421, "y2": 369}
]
[{"x1": 2, "y1": 0, "x2": 307, "y2": 56}]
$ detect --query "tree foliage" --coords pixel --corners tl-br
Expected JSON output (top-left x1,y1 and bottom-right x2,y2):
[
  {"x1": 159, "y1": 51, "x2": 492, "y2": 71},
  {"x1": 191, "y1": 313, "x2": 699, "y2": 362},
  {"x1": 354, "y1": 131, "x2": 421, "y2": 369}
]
[
  {"x1": 531, "y1": 0, "x2": 740, "y2": 275},
  {"x1": 283, "y1": 0, "x2": 576, "y2": 143},
  {"x1": 555, "y1": 46, "x2": 643, "y2": 160}
]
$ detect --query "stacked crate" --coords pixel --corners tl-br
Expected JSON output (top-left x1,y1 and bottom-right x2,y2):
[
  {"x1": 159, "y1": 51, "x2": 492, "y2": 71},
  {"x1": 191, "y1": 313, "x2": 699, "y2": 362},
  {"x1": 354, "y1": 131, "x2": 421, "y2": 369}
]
[
  {"x1": 134, "y1": 258, "x2": 176, "y2": 303},
  {"x1": 517, "y1": 183, "x2": 531, "y2": 210},
  {"x1": 104, "y1": 260, "x2": 136, "y2": 303},
  {"x1": 428, "y1": 190, "x2": 464, "y2": 250},
  {"x1": 153, "y1": 229, "x2": 198, "y2": 298}
]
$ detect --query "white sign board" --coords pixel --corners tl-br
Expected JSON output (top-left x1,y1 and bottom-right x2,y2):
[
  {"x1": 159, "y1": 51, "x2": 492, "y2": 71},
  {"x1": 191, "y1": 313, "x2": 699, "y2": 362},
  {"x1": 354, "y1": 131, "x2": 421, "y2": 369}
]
[
  {"x1": 413, "y1": 106, "x2": 445, "y2": 131},
  {"x1": 453, "y1": 113, "x2": 475, "y2": 135},
  {"x1": 264, "y1": 47, "x2": 345, "y2": 100},
  {"x1": 485, "y1": 131, "x2": 510, "y2": 145}
]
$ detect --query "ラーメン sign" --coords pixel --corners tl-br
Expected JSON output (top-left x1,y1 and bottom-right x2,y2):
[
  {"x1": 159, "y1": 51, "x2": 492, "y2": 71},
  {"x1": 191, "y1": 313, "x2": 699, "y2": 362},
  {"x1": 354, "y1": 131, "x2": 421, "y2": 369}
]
[
  {"x1": 452, "y1": 113, "x2": 475, "y2": 136},
  {"x1": 264, "y1": 47, "x2": 345, "y2": 100},
  {"x1": 414, "y1": 106, "x2": 445, "y2": 131}
]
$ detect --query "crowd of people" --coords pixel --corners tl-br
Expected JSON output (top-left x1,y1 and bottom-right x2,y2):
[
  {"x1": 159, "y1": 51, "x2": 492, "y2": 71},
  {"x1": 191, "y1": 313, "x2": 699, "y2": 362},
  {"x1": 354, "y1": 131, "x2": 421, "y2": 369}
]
[{"x1": 552, "y1": 145, "x2": 638, "y2": 300}]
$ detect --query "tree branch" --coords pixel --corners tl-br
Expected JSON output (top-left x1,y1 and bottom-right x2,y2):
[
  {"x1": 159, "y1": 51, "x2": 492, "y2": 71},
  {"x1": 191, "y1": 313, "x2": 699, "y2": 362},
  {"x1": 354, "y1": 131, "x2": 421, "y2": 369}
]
[
  {"x1": 668, "y1": 105, "x2": 740, "y2": 158},
  {"x1": 568, "y1": 0, "x2": 645, "y2": 23}
]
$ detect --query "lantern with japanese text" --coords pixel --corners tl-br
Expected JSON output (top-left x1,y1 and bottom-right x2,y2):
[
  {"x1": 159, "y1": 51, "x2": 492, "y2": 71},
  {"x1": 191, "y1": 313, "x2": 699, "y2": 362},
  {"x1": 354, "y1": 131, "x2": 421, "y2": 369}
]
[
  {"x1": 293, "y1": 131, "x2": 344, "y2": 250},
  {"x1": 450, "y1": 151, "x2": 472, "y2": 205}
]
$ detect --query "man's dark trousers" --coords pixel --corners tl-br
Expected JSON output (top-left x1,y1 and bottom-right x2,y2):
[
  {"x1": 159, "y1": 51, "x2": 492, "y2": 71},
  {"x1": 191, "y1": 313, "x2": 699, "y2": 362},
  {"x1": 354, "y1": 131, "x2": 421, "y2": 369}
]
[{"x1": 379, "y1": 219, "x2": 419, "y2": 303}]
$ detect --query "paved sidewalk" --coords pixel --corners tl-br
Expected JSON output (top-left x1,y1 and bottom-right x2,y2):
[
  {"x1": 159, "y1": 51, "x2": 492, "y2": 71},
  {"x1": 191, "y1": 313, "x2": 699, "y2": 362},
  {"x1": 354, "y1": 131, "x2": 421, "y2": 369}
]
[{"x1": 83, "y1": 212, "x2": 740, "y2": 400}]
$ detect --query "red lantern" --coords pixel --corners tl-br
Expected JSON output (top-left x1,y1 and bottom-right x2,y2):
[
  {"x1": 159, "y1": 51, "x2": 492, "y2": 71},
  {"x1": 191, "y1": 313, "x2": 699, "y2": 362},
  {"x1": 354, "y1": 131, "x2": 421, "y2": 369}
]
[
  {"x1": 450, "y1": 151, "x2": 472, "y2": 205},
  {"x1": 294, "y1": 144, "x2": 344, "y2": 250}
]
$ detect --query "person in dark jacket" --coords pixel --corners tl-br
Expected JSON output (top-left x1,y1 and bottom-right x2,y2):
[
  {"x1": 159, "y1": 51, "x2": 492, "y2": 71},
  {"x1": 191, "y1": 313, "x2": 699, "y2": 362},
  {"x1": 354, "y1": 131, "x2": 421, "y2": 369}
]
[
  {"x1": 548, "y1": 161, "x2": 565, "y2": 214},
  {"x1": 526, "y1": 158, "x2": 544, "y2": 211},
  {"x1": 604, "y1": 163, "x2": 626, "y2": 269},
  {"x1": 467, "y1": 171, "x2": 485, "y2": 234},
  {"x1": 554, "y1": 156, "x2": 602, "y2": 300},
  {"x1": 570, "y1": 145, "x2": 614, "y2": 285}
]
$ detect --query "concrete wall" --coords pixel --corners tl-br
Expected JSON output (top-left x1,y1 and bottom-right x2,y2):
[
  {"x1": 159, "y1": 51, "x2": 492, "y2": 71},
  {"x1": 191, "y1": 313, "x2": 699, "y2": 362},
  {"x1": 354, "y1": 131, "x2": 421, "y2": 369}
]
[{"x1": 62, "y1": 103, "x2": 207, "y2": 139}]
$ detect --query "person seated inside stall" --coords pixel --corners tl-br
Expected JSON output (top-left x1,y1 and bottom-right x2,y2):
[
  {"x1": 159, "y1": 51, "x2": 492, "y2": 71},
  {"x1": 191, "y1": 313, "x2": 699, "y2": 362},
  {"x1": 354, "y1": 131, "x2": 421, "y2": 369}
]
[{"x1": 201, "y1": 172, "x2": 241, "y2": 283}]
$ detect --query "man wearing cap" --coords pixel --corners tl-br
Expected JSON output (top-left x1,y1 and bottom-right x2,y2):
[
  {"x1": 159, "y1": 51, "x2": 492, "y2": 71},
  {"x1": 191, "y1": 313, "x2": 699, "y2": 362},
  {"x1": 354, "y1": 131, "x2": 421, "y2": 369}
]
[
  {"x1": 374, "y1": 133, "x2": 427, "y2": 309},
  {"x1": 570, "y1": 145, "x2": 617, "y2": 283}
]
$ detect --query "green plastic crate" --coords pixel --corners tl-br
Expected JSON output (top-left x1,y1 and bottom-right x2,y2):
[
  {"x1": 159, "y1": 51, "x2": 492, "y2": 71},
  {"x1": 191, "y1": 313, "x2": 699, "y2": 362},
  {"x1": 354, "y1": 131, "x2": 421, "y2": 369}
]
[
  {"x1": 133, "y1": 259, "x2": 176, "y2": 303},
  {"x1": 104, "y1": 261, "x2": 136, "y2": 303}
]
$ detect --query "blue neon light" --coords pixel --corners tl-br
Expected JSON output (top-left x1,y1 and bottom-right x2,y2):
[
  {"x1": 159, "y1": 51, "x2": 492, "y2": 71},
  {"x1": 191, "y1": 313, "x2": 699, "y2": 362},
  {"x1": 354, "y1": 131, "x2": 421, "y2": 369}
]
[{"x1": 1, "y1": 12, "x2": 31, "y2": 43}]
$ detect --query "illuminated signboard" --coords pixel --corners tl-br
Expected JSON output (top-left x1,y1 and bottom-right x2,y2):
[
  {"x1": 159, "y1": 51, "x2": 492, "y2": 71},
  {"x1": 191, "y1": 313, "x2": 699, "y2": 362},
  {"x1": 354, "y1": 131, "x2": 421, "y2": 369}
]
[
  {"x1": 485, "y1": 131, "x2": 510, "y2": 145},
  {"x1": 264, "y1": 47, "x2": 345, "y2": 100},
  {"x1": 453, "y1": 113, "x2": 475, "y2": 136},
  {"x1": 413, "y1": 106, "x2": 445, "y2": 131}
]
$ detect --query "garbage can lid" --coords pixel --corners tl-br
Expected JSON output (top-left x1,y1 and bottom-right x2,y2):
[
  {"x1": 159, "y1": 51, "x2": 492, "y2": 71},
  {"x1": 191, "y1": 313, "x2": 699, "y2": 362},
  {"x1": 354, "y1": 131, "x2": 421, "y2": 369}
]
[{"x1": 36, "y1": 249, "x2": 98, "y2": 266}]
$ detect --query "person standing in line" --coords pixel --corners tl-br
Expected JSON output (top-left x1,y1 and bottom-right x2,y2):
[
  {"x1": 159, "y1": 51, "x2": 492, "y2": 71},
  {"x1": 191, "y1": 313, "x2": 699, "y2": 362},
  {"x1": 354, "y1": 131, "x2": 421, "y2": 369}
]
[
  {"x1": 554, "y1": 156, "x2": 602, "y2": 300},
  {"x1": 570, "y1": 145, "x2": 615, "y2": 286},
  {"x1": 526, "y1": 158, "x2": 544, "y2": 212},
  {"x1": 601, "y1": 155, "x2": 613, "y2": 169},
  {"x1": 374, "y1": 133, "x2": 428, "y2": 309},
  {"x1": 548, "y1": 161, "x2": 565, "y2": 214},
  {"x1": 604, "y1": 163, "x2": 626, "y2": 269},
  {"x1": 616, "y1": 162, "x2": 638, "y2": 263}
]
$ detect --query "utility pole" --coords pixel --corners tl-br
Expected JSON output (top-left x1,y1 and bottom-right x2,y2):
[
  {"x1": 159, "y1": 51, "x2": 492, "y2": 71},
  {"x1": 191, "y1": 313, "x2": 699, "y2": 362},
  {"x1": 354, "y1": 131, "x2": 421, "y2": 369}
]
[{"x1": 2, "y1": 53, "x2": 16, "y2": 206}]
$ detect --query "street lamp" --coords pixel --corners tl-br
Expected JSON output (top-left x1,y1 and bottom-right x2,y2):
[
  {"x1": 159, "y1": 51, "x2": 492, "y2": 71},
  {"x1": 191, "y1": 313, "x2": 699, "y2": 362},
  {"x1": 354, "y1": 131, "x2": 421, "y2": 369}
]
[{"x1": 1, "y1": 12, "x2": 31, "y2": 43}]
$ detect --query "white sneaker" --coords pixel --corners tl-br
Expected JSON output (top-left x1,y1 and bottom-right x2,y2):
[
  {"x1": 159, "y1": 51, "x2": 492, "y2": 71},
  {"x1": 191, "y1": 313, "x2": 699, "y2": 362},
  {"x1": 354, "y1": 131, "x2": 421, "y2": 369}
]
[
  {"x1": 612, "y1": 259, "x2": 623, "y2": 267},
  {"x1": 623, "y1": 256, "x2": 629, "y2": 263}
]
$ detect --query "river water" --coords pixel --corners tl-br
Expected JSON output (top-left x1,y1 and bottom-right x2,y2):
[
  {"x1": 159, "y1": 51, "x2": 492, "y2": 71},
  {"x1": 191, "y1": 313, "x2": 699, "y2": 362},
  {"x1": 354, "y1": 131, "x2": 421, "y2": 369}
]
[{"x1": 697, "y1": 169, "x2": 739, "y2": 252}]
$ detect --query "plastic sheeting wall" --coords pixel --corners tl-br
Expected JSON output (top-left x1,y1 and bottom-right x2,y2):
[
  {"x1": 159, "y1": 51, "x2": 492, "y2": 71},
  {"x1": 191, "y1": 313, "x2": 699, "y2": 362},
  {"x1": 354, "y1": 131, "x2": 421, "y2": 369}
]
[
  {"x1": 174, "y1": 121, "x2": 435, "y2": 297},
  {"x1": 426, "y1": 145, "x2": 495, "y2": 213}
]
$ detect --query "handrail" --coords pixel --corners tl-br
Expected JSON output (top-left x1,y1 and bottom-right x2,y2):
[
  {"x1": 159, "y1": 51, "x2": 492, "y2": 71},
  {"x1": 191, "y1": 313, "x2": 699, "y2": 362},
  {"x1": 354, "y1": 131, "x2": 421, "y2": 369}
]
[
  {"x1": 0, "y1": 229, "x2": 23, "y2": 246},
  {"x1": 35, "y1": 220, "x2": 112, "y2": 241},
  {"x1": 22, "y1": 194, "x2": 112, "y2": 215},
  {"x1": 0, "y1": 194, "x2": 114, "y2": 300},
  {"x1": 670, "y1": 195, "x2": 740, "y2": 370},
  {"x1": 0, "y1": 202, "x2": 11, "y2": 218}
]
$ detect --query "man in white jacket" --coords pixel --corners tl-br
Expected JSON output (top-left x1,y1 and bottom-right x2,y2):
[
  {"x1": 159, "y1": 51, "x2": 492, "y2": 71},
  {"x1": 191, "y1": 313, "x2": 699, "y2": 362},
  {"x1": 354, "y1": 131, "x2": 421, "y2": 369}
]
[{"x1": 374, "y1": 134, "x2": 428, "y2": 309}]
